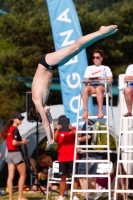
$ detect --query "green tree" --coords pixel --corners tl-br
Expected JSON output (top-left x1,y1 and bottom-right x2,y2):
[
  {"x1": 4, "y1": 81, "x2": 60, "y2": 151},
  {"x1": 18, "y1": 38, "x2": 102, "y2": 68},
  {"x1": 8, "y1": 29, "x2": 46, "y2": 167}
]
[
  {"x1": 0, "y1": 0, "x2": 133, "y2": 121},
  {"x1": 76, "y1": 0, "x2": 133, "y2": 76},
  {"x1": 74, "y1": 0, "x2": 129, "y2": 11},
  {"x1": 0, "y1": 0, "x2": 55, "y2": 120}
]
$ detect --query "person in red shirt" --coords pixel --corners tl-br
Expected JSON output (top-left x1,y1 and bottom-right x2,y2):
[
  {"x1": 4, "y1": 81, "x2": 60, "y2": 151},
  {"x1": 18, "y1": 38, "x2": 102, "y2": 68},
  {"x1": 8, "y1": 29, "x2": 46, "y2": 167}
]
[
  {"x1": 0, "y1": 112, "x2": 28, "y2": 200},
  {"x1": 54, "y1": 115, "x2": 79, "y2": 200}
]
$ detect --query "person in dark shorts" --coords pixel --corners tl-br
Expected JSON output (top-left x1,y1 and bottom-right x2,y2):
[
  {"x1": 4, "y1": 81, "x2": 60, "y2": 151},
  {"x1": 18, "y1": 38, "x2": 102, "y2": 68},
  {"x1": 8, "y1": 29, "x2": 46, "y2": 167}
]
[
  {"x1": 54, "y1": 115, "x2": 79, "y2": 200},
  {"x1": 0, "y1": 112, "x2": 28, "y2": 200}
]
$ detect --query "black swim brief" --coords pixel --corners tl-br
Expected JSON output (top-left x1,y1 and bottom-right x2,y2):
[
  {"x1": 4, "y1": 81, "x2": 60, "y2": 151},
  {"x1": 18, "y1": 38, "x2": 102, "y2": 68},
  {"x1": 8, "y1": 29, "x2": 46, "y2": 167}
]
[{"x1": 38, "y1": 54, "x2": 58, "y2": 70}]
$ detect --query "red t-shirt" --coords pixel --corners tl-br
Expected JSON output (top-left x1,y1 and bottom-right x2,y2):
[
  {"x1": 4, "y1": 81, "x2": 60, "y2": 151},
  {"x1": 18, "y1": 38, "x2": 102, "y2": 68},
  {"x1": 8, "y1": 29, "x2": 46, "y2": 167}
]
[
  {"x1": 6, "y1": 126, "x2": 22, "y2": 151},
  {"x1": 57, "y1": 128, "x2": 77, "y2": 162}
]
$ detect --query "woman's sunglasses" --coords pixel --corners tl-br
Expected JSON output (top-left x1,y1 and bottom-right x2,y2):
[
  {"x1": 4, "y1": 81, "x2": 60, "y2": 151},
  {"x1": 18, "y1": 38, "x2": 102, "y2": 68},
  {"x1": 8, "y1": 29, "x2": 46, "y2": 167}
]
[{"x1": 93, "y1": 56, "x2": 100, "y2": 59}]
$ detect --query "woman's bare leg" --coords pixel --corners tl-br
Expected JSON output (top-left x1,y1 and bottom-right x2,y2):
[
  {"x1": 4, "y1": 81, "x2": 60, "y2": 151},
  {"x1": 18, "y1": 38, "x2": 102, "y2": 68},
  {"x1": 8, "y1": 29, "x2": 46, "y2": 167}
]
[
  {"x1": 7, "y1": 164, "x2": 16, "y2": 200},
  {"x1": 16, "y1": 162, "x2": 27, "y2": 200},
  {"x1": 124, "y1": 86, "x2": 133, "y2": 114},
  {"x1": 95, "y1": 85, "x2": 105, "y2": 118},
  {"x1": 46, "y1": 25, "x2": 118, "y2": 66},
  {"x1": 79, "y1": 178, "x2": 87, "y2": 197}
]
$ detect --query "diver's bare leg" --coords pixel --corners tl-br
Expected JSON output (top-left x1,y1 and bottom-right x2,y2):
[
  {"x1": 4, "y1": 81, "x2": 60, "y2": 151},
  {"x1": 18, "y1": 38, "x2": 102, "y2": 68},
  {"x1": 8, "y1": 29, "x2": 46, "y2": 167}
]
[
  {"x1": 46, "y1": 25, "x2": 118, "y2": 66},
  {"x1": 34, "y1": 100, "x2": 53, "y2": 145},
  {"x1": 44, "y1": 106, "x2": 54, "y2": 143}
]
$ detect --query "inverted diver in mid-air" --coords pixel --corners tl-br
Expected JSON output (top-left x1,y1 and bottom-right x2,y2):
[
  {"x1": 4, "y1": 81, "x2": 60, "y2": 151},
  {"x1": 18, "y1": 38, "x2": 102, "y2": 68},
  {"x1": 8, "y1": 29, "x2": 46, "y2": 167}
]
[{"x1": 30, "y1": 25, "x2": 118, "y2": 148}]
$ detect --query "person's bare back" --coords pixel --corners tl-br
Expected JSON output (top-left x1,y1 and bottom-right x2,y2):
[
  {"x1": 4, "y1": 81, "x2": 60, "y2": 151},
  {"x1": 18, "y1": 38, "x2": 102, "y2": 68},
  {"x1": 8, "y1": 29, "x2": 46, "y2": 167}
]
[
  {"x1": 32, "y1": 64, "x2": 53, "y2": 105},
  {"x1": 38, "y1": 153, "x2": 53, "y2": 168}
]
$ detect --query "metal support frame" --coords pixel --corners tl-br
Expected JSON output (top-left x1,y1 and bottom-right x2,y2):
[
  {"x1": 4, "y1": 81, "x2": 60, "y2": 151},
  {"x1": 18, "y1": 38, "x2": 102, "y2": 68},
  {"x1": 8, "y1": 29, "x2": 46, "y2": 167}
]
[
  {"x1": 70, "y1": 80, "x2": 116, "y2": 200},
  {"x1": 114, "y1": 83, "x2": 133, "y2": 200}
]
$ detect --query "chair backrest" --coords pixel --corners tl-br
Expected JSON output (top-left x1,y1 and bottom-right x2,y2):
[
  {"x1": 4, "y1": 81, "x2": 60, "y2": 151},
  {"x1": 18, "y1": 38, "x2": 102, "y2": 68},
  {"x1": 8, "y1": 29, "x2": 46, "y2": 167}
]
[
  {"x1": 52, "y1": 161, "x2": 59, "y2": 174},
  {"x1": 97, "y1": 162, "x2": 113, "y2": 174},
  {"x1": 51, "y1": 161, "x2": 71, "y2": 182}
]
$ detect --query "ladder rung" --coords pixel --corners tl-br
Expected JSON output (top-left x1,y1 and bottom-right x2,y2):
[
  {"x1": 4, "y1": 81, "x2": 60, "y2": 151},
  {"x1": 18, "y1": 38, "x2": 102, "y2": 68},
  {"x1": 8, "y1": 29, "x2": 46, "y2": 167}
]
[
  {"x1": 78, "y1": 116, "x2": 107, "y2": 119},
  {"x1": 74, "y1": 160, "x2": 110, "y2": 163},
  {"x1": 117, "y1": 175, "x2": 133, "y2": 178},
  {"x1": 122, "y1": 116, "x2": 133, "y2": 119},
  {"x1": 120, "y1": 150, "x2": 133, "y2": 153},
  {"x1": 77, "y1": 130, "x2": 108, "y2": 133},
  {"x1": 120, "y1": 145, "x2": 133, "y2": 148},
  {"x1": 73, "y1": 174, "x2": 110, "y2": 177},
  {"x1": 80, "y1": 150, "x2": 117, "y2": 153},
  {"x1": 76, "y1": 145, "x2": 108, "y2": 148},
  {"x1": 72, "y1": 189, "x2": 110, "y2": 193},
  {"x1": 118, "y1": 160, "x2": 133, "y2": 163},
  {"x1": 120, "y1": 131, "x2": 133, "y2": 133},
  {"x1": 115, "y1": 190, "x2": 133, "y2": 193}
]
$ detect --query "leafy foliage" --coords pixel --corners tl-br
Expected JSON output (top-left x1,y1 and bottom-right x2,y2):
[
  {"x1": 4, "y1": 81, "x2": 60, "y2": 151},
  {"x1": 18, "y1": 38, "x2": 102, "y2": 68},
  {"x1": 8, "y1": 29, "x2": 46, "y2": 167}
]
[
  {"x1": 0, "y1": 0, "x2": 54, "y2": 120},
  {"x1": 0, "y1": 0, "x2": 133, "y2": 121},
  {"x1": 76, "y1": 0, "x2": 133, "y2": 73}
]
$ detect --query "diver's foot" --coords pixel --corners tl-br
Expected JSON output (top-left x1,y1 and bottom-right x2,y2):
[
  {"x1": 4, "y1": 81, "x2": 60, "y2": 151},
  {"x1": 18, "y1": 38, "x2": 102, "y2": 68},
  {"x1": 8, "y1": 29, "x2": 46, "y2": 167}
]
[{"x1": 99, "y1": 25, "x2": 118, "y2": 37}]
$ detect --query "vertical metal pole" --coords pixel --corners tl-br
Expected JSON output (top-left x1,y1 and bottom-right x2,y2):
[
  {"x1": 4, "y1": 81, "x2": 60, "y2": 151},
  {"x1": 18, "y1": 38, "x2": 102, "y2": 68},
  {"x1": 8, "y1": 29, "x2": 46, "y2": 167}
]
[
  {"x1": 114, "y1": 93, "x2": 124, "y2": 200},
  {"x1": 106, "y1": 81, "x2": 111, "y2": 200},
  {"x1": 70, "y1": 82, "x2": 82, "y2": 200},
  {"x1": 36, "y1": 121, "x2": 39, "y2": 183}
]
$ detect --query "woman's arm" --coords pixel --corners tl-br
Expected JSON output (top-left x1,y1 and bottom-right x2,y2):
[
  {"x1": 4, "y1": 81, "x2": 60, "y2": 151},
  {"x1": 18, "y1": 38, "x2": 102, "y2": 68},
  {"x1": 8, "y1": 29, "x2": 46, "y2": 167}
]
[
  {"x1": 69, "y1": 125, "x2": 76, "y2": 134},
  {"x1": 124, "y1": 75, "x2": 133, "y2": 81},
  {"x1": 54, "y1": 125, "x2": 62, "y2": 142},
  {"x1": 78, "y1": 135, "x2": 92, "y2": 143},
  {"x1": 107, "y1": 76, "x2": 113, "y2": 83},
  {"x1": 12, "y1": 139, "x2": 28, "y2": 146}
]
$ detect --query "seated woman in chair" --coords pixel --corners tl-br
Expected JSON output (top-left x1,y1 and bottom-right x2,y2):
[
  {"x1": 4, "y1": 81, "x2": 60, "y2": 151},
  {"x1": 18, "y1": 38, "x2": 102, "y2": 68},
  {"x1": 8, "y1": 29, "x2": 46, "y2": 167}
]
[{"x1": 82, "y1": 49, "x2": 113, "y2": 119}]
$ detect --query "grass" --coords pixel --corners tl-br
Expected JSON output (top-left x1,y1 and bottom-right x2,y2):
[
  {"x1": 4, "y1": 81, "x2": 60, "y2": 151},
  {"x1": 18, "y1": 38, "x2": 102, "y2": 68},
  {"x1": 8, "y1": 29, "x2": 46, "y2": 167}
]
[
  {"x1": 0, "y1": 189, "x2": 130, "y2": 200},
  {"x1": 0, "y1": 193, "x2": 107, "y2": 200},
  {"x1": 0, "y1": 189, "x2": 108, "y2": 200}
]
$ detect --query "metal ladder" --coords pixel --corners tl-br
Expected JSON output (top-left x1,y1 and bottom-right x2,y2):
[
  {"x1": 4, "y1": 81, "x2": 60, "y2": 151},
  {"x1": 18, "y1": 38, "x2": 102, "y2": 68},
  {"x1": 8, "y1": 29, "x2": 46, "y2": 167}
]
[
  {"x1": 70, "y1": 80, "x2": 117, "y2": 200},
  {"x1": 114, "y1": 80, "x2": 133, "y2": 200}
]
